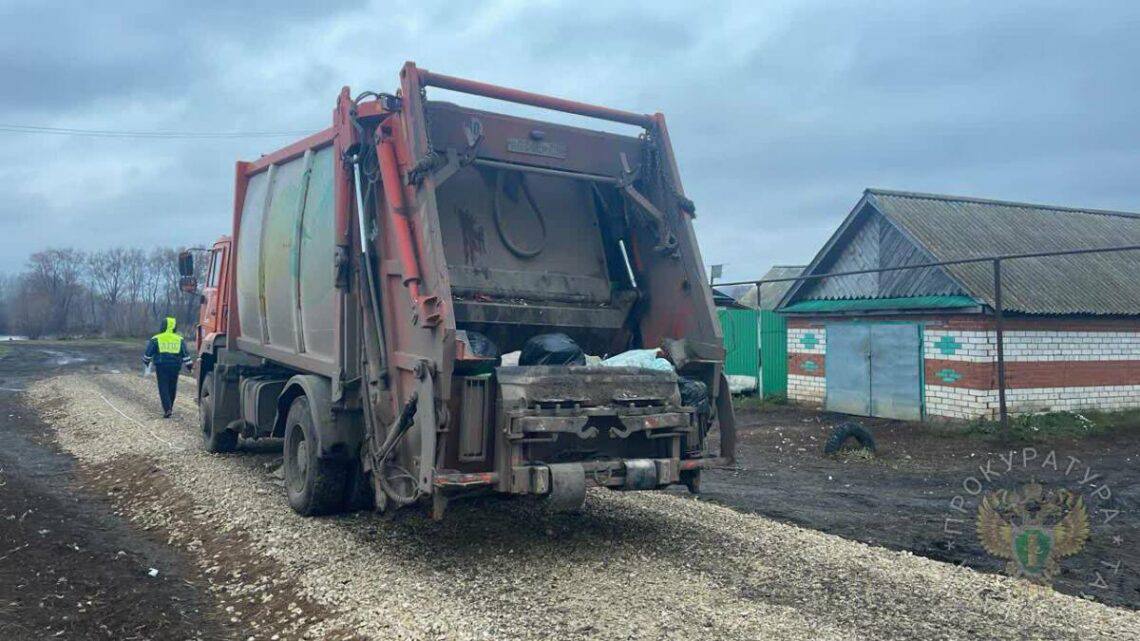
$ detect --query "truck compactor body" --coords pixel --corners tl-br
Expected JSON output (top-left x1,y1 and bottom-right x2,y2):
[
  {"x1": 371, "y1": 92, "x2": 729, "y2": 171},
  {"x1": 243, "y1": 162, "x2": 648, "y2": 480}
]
[{"x1": 180, "y1": 62, "x2": 736, "y2": 518}]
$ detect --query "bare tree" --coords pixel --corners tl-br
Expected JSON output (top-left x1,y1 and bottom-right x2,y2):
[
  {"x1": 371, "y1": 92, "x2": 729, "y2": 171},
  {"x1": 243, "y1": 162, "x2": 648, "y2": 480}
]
[
  {"x1": 24, "y1": 249, "x2": 85, "y2": 336},
  {"x1": 5, "y1": 245, "x2": 202, "y2": 338},
  {"x1": 119, "y1": 248, "x2": 150, "y2": 336},
  {"x1": 0, "y1": 274, "x2": 13, "y2": 335},
  {"x1": 88, "y1": 247, "x2": 131, "y2": 335},
  {"x1": 12, "y1": 274, "x2": 53, "y2": 339}
]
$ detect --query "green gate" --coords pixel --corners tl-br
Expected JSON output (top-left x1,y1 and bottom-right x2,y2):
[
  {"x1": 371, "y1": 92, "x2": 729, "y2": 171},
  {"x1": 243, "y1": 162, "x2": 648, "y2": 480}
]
[
  {"x1": 759, "y1": 310, "x2": 788, "y2": 398},
  {"x1": 717, "y1": 308, "x2": 759, "y2": 391}
]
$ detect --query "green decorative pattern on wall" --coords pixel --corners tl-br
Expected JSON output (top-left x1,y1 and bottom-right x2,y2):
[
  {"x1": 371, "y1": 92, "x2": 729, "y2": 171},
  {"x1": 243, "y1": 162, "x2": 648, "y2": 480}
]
[
  {"x1": 802, "y1": 359, "x2": 819, "y2": 372},
  {"x1": 934, "y1": 335, "x2": 962, "y2": 356},
  {"x1": 800, "y1": 332, "x2": 819, "y2": 350},
  {"x1": 936, "y1": 368, "x2": 962, "y2": 384}
]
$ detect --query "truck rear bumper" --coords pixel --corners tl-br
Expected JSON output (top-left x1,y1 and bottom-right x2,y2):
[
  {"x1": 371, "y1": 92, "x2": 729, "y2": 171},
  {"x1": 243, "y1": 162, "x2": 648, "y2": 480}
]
[{"x1": 432, "y1": 455, "x2": 727, "y2": 491}]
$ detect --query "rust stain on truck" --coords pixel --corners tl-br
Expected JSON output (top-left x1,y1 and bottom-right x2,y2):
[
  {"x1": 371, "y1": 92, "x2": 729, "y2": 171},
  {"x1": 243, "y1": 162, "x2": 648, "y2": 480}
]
[
  {"x1": 180, "y1": 62, "x2": 734, "y2": 520},
  {"x1": 457, "y1": 206, "x2": 486, "y2": 266}
]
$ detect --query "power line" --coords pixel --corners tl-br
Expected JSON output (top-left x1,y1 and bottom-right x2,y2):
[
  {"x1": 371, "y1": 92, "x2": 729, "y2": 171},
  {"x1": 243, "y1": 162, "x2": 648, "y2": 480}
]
[{"x1": 0, "y1": 123, "x2": 312, "y2": 139}]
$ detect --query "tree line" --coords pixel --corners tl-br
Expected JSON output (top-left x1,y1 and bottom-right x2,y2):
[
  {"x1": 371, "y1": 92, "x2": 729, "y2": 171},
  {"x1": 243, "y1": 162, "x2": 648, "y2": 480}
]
[{"x1": 0, "y1": 247, "x2": 205, "y2": 339}]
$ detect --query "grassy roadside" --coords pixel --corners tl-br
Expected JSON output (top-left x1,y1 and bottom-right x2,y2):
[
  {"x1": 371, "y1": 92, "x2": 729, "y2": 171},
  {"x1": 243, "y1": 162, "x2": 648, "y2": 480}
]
[
  {"x1": 738, "y1": 395, "x2": 1140, "y2": 443},
  {"x1": 962, "y1": 408, "x2": 1140, "y2": 441},
  {"x1": 733, "y1": 394, "x2": 788, "y2": 411}
]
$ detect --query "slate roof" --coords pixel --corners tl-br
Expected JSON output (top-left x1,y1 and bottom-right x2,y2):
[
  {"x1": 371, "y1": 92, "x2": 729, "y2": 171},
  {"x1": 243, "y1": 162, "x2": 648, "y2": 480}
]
[
  {"x1": 737, "y1": 266, "x2": 806, "y2": 309},
  {"x1": 711, "y1": 287, "x2": 747, "y2": 308},
  {"x1": 783, "y1": 189, "x2": 1140, "y2": 315}
]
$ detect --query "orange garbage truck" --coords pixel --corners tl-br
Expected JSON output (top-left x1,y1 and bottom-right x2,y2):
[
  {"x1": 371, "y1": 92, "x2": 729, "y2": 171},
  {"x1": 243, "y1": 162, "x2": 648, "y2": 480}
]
[{"x1": 178, "y1": 62, "x2": 735, "y2": 518}]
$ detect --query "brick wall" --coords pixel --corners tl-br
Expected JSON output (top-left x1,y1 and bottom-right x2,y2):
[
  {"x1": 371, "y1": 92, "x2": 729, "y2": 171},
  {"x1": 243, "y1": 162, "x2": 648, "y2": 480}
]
[
  {"x1": 785, "y1": 314, "x2": 1140, "y2": 420},
  {"x1": 921, "y1": 322, "x2": 1140, "y2": 419},
  {"x1": 787, "y1": 325, "x2": 826, "y2": 405}
]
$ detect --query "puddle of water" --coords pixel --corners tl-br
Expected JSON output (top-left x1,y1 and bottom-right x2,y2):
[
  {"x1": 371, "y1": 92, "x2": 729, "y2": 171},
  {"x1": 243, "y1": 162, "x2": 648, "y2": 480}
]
[{"x1": 40, "y1": 349, "x2": 88, "y2": 366}]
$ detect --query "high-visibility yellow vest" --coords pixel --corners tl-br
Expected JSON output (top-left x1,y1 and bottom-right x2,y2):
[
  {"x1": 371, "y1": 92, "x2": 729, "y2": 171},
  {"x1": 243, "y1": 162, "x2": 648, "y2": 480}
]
[{"x1": 153, "y1": 317, "x2": 183, "y2": 354}]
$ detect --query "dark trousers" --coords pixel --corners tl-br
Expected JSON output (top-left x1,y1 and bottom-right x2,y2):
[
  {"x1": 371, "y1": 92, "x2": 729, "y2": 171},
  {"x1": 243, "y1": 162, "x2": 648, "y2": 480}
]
[{"x1": 155, "y1": 365, "x2": 181, "y2": 415}]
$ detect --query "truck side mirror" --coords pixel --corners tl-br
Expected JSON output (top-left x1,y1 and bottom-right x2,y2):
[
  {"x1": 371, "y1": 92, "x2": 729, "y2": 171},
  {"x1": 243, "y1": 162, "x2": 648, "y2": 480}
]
[
  {"x1": 177, "y1": 251, "x2": 197, "y2": 294},
  {"x1": 178, "y1": 250, "x2": 194, "y2": 277},
  {"x1": 179, "y1": 276, "x2": 198, "y2": 294}
]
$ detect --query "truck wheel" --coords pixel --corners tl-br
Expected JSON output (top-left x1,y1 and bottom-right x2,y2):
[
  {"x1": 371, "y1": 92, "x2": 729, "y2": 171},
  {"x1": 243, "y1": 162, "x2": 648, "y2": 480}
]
[
  {"x1": 201, "y1": 373, "x2": 238, "y2": 453},
  {"x1": 283, "y1": 395, "x2": 346, "y2": 516}
]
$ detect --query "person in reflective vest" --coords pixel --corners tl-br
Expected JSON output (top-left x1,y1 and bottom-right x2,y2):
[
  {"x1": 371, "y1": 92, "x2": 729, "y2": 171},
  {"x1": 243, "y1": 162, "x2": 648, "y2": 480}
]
[{"x1": 143, "y1": 316, "x2": 192, "y2": 418}]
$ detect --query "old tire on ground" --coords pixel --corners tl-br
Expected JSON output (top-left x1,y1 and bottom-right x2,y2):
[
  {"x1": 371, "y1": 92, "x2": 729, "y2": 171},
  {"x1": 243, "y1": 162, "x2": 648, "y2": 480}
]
[
  {"x1": 823, "y1": 422, "x2": 876, "y2": 455},
  {"x1": 200, "y1": 373, "x2": 238, "y2": 453},
  {"x1": 283, "y1": 395, "x2": 347, "y2": 516}
]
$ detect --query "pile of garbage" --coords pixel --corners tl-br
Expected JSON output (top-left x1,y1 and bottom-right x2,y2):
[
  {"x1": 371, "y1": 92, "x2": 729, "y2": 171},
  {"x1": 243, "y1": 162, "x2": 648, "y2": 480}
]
[
  {"x1": 498, "y1": 332, "x2": 674, "y2": 370},
  {"x1": 491, "y1": 332, "x2": 709, "y2": 413}
]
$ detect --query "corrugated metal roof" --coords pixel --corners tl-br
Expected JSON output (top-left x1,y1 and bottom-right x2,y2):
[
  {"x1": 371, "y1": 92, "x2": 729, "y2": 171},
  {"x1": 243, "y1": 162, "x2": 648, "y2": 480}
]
[
  {"x1": 866, "y1": 190, "x2": 1140, "y2": 315},
  {"x1": 737, "y1": 266, "x2": 806, "y2": 309}
]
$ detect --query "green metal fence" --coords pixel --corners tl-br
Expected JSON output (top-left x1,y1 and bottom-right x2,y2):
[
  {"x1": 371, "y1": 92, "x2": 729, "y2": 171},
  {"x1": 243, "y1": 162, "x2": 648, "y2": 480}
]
[
  {"x1": 716, "y1": 308, "x2": 759, "y2": 388},
  {"x1": 759, "y1": 310, "x2": 788, "y2": 397}
]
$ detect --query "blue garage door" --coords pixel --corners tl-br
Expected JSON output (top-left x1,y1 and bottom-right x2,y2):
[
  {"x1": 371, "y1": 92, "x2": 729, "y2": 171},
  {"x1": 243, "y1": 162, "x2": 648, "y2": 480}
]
[
  {"x1": 826, "y1": 323, "x2": 922, "y2": 421},
  {"x1": 825, "y1": 324, "x2": 871, "y2": 415}
]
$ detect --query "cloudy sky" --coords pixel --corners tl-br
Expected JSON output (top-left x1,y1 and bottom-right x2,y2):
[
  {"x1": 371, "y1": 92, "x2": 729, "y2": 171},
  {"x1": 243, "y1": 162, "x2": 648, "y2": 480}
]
[{"x1": 2, "y1": 1, "x2": 1138, "y2": 281}]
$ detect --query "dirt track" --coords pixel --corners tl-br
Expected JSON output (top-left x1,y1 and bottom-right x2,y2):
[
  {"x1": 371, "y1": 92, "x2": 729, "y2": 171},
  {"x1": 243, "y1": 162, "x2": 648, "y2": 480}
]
[
  {"x1": 695, "y1": 406, "x2": 1140, "y2": 608},
  {"x1": 0, "y1": 341, "x2": 241, "y2": 640},
  {"x1": 0, "y1": 397, "x2": 237, "y2": 640},
  {"x1": 7, "y1": 361, "x2": 1138, "y2": 639}
]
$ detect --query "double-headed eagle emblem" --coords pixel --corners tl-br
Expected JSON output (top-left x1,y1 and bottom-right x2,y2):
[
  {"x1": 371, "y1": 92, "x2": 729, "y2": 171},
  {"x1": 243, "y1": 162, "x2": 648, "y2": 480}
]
[{"x1": 976, "y1": 481, "x2": 1090, "y2": 583}]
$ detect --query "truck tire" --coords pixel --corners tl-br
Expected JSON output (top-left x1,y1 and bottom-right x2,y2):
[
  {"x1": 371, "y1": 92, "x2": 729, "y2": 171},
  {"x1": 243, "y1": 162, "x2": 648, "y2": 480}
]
[
  {"x1": 823, "y1": 422, "x2": 876, "y2": 455},
  {"x1": 284, "y1": 395, "x2": 347, "y2": 516},
  {"x1": 201, "y1": 373, "x2": 238, "y2": 453}
]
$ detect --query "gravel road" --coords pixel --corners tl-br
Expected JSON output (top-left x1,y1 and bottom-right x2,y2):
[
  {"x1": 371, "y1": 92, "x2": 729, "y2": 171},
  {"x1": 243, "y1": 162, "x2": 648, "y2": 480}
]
[{"x1": 24, "y1": 371, "x2": 1140, "y2": 640}]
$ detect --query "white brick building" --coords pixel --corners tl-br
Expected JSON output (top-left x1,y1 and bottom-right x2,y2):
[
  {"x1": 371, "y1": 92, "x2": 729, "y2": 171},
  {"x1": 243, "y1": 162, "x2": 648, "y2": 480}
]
[{"x1": 779, "y1": 190, "x2": 1140, "y2": 421}]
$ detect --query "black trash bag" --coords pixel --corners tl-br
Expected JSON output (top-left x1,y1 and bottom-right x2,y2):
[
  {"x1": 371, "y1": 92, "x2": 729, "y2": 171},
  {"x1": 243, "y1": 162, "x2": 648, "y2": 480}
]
[
  {"x1": 677, "y1": 376, "x2": 710, "y2": 415},
  {"x1": 519, "y1": 333, "x2": 586, "y2": 366},
  {"x1": 463, "y1": 330, "x2": 500, "y2": 361}
]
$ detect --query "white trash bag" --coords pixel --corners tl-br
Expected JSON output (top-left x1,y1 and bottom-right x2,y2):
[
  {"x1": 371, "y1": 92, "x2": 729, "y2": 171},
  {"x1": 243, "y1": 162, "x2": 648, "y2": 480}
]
[{"x1": 599, "y1": 348, "x2": 674, "y2": 372}]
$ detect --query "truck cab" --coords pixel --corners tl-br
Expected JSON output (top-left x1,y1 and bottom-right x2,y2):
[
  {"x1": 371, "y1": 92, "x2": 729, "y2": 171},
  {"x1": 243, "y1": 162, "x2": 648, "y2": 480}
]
[
  {"x1": 196, "y1": 238, "x2": 231, "y2": 352},
  {"x1": 181, "y1": 237, "x2": 231, "y2": 389}
]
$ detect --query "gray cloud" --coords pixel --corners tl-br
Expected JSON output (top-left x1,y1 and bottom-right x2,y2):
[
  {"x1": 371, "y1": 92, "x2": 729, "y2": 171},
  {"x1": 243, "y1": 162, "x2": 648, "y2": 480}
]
[{"x1": 1, "y1": 0, "x2": 1138, "y2": 282}]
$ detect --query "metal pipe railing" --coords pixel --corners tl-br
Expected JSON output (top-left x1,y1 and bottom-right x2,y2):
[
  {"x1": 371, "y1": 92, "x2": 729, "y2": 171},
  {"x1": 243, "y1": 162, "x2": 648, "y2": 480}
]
[
  {"x1": 712, "y1": 244, "x2": 1140, "y2": 289},
  {"x1": 417, "y1": 67, "x2": 656, "y2": 129}
]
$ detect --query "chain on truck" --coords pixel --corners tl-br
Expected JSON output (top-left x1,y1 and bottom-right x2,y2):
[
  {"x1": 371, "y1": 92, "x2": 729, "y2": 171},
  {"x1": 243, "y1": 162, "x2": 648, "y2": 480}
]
[{"x1": 176, "y1": 62, "x2": 736, "y2": 519}]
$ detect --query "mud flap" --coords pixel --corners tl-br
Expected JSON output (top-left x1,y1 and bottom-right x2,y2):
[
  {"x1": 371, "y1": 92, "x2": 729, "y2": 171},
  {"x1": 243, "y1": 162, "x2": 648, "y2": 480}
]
[
  {"x1": 543, "y1": 463, "x2": 586, "y2": 512},
  {"x1": 716, "y1": 372, "x2": 737, "y2": 464}
]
